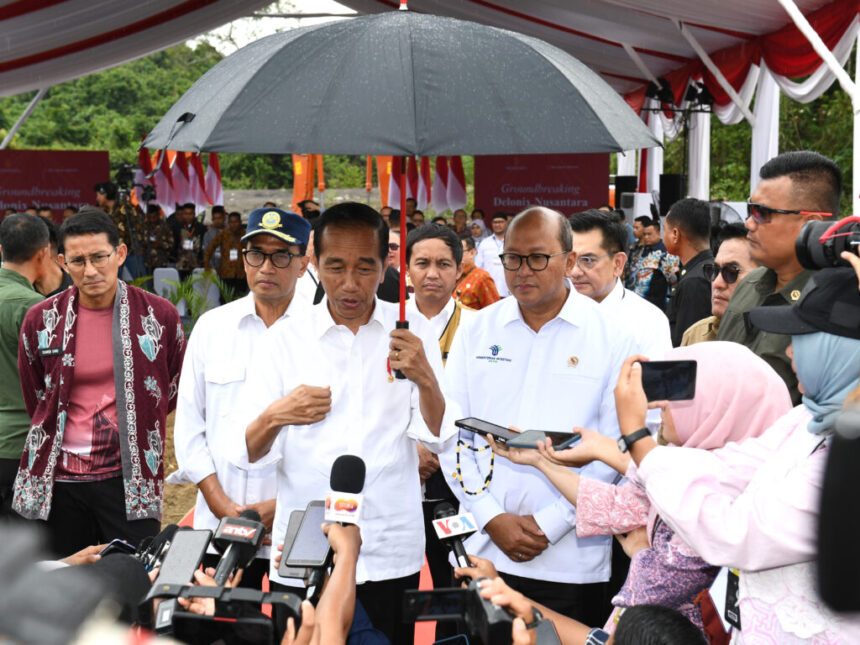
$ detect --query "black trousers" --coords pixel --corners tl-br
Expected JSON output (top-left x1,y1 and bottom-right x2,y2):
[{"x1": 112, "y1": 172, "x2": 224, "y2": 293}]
[
  {"x1": 0, "y1": 457, "x2": 19, "y2": 519},
  {"x1": 501, "y1": 572, "x2": 607, "y2": 627},
  {"x1": 356, "y1": 571, "x2": 420, "y2": 645},
  {"x1": 42, "y1": 476, "x2": 160, "y2": 558}
]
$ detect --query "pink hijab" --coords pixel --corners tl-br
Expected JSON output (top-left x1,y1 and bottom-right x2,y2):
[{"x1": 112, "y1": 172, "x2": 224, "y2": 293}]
[{"x1": 664, "y1": 341, "x2": 793, "y2": 450}]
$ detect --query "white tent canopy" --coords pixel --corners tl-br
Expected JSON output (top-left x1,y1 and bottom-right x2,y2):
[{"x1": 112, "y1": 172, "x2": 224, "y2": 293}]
[{"x1": 2, "y1": 0, "x2": 857, "y2": 210}]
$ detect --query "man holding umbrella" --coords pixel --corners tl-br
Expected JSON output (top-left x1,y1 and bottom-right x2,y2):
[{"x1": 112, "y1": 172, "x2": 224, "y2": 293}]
[{"x1": 240, "y1": 202, "x2": 455, "y2": 644}]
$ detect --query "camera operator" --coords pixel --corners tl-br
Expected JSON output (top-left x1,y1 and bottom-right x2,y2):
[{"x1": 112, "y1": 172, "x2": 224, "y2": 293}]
[
  {"x1": 842, "y1": 250, "x2": 860, "y2": 289},
  {"x1": 94, "y1": 180, "x2": 146, "y2": 280}
]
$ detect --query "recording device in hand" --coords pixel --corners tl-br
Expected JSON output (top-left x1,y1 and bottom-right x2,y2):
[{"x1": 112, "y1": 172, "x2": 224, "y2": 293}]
[
  {"x1": 211, "y1": 509, "x2": 266, "y2": 586},
  {"x1": 285, "y1": 501, "x2": 330, "y2": 570},
  {"x1": 455, "y1": 417, "x2": 520, "y2": 444},
  {"x1": 796, "y1": 216, "x2": 860, "y2": 270},
  {"x1": 432, "y1": 502, "x2": 476, "y2": 568},
  {"x1": 325, "y1": 454, "x2": 366, "y2": 525},
  {"x1": 640, "y1": 360, "x2": 697, "y2": 401},
  {"x1": 149, "y1": 529, "x2": 213, "y2": 632},
  {"x1": 277, "y1": 509, "x2": 312, "y2": 580},
  {"x1": 404, "y1": 579, "x2": 514, "y2": 645}
]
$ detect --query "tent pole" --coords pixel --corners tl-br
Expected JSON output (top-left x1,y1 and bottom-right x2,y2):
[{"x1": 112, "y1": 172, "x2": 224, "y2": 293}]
[
  {"x1": 0, "y1": 87, "x2": 49, "y2": 149},
  {"x1": 855, "y1": 33, "x2": 859, "y2": 216},
  {"x1": 776, "y1": 0, "x2": 860, "y2": 109},
  {"x1": 673, "y1": 21, "x2": 756, "y2": 127},
  {"x1": 622, "y1": 44, "x2": 663, "y2": 88}
]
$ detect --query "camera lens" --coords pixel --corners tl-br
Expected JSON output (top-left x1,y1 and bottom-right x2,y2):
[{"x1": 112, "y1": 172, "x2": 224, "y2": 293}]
[{"x1": 795, "y1": 220, "x2": 834, "y2": 270}]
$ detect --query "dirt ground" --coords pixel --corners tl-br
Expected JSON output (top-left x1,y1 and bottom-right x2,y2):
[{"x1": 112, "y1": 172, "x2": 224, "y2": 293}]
[{"x1": 162, "y1": 410, "x2": 199, "y2": 527}]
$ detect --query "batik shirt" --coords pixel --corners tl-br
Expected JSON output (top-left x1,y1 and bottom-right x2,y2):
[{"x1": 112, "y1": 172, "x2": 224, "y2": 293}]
[
  {"x1": 14, "y1": 282, "x2": 185, "y2": 521},
  {"x1": 453, "y1": 263, "x2": 500, "y2": 310},
  {"x1": 110, "y1": 202, "x2": 147, "y2": 255},
  {"x1": 627, "y1": 241, "x2": 679, "y2": 311}
]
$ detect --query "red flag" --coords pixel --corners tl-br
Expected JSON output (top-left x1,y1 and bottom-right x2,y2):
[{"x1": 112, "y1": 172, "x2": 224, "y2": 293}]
[
  {"x1": 134, "y1": 144, "x2": 154, "y2": 207},
  {"x1": 432, "y1": 156, "x2": 449, "y2": 213},
  {"x1": 447, "y1": 156, "x2": 467, "y2": 211},
  {"x1": 153, "y1": 150, "x2": 175, "y2": 216},
  {"x1": 416, "y1": 157, "x2": 432, "y2": 210},
  {"x1": 171, "y1": 152, "x2": 192, "y2": 207},
  {"x1": 388, "y1": 156, "x2": 402, "y2": 207},
  {"x1": 406, "y1": 156, "x2": 418, "y2": 202},
  {"x1": 188, "y1": 153, "x2": 211, "y2": 211},
  {"x1": 205, "y1": 153, "x2": 223, "y2": 207}
]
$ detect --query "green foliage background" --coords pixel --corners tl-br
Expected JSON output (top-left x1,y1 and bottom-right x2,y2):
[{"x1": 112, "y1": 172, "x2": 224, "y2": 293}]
[{"x1": 0, "y1": 42, "x2": 854, "y2": 213}]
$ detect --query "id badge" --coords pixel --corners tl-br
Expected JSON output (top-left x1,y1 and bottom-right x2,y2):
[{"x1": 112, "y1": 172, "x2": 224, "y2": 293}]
[
  {"x1": 725, "y1": 568, "x2": 742, "y2": 629},
  {"x1": 183, "y1": 239, "x2": 194, "y2": 251},
  {"x1": 229, "y1": 248, "x2": 238, "y2": 261}
]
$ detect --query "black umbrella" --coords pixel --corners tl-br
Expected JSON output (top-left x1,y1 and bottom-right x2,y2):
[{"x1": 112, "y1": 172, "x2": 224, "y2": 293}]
[{"x1": 144, "y1": 8, "x2": 658, "y2": 350}]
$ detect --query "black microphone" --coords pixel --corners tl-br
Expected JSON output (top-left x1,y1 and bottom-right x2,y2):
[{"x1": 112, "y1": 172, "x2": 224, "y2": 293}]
[
  {"x1": 325, "y1": 455, "x2": 366, "y2": 525},
  {"x1": 211, "y1": 509, "x2": 265, "y2": 586},
  {"x1": 432, "y1": 502, "x2": 477, "y2": 568}
]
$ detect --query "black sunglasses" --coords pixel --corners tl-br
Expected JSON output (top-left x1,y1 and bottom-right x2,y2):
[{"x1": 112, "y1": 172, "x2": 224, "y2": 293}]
[{"x1": 702, "y1": 262, "x2": 741, "y2": 284}]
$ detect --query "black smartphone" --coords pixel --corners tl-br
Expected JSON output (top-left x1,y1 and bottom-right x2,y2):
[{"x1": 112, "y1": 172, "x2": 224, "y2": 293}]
[
  {"x1": 285, "y1": 500, "x2": 330, "y2": 569},
  {"x1": 508, "y1": 430, "x2": 581, "y2": 450},
  {"x1": 278, "y1": 509, "x2": 312, "y2": 579},
  {"x1": 403, "y1": 588, "x2": 466, "y2": 622},
  {"x1": 152, "y1": 529, "x2": 212, "y2": 586},
  {"x1": 454, "y1": 417, "x2": 518, "y2": 444},
  {"x1": 640, "y1": 360, "x2": 697, "y2": 401},
  {"x1": 98, "y1": 538, "x2": 136, "y2": 557}
]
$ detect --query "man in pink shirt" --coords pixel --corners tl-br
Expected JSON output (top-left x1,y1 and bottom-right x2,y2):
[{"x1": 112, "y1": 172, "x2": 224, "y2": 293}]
[{"x1": 15, "y1": 208, "x2": 185, "y2": 557}]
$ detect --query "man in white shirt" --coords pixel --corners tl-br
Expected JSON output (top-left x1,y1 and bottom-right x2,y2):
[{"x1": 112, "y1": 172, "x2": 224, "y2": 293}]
[
  {"x1": 403, "y1": 223, "x2": 474, "y2": 638},
  {"x1": 440, "y1": 207, "x2": 636, "y2": 626},
  {"x1": 569, "y1": 209, "x2": 672, "y2": 360},
  {"x1": 242, "y1": 202, "x2": 453, "y2": 645},
  {"x1": 172, "y1": 207, "x2": 312, "y2": 589},
  {"x1": 475, "y1": 212, "x2": 510, "y2": 297}
]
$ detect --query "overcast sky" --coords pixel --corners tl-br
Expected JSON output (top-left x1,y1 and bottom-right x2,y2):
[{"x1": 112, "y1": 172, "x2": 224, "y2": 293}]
[{"x1": 190, "y1": 1, "x2": 355, "y2": 54}]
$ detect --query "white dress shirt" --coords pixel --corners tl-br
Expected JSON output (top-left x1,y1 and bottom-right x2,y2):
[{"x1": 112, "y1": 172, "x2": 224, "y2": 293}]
[
  {"x1": 236, "y1": 298, "x2": 457, "y2": 586},
  {"x1": 293, "y1": 266, "x2": 320, "y2": 306},
  {"x1": 601, "y1": 279, "x2": 672, "y2": 360},
  {"x1": 170, "y1": 293, "x2": 301, "y2": 557},
  {"x1": 405, "y1": 297, "x2": 475, "y2": 342},
  {"x1": 439, "y1": 288, "x2": 637, "y2": 583},
  {"x1": 474, "y1": 234, "x2": 509, "y2": 297}
]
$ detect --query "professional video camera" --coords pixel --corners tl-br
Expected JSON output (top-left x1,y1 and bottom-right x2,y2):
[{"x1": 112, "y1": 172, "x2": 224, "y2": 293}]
[
  {"x1": 114, "y1": 161, "x2": 157, "y2": 204},
  {"x1": 796, "y1": 216, "x2": 860, "y2": 269}
]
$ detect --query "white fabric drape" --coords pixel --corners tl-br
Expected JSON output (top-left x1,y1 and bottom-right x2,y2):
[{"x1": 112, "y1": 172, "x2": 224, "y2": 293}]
[
  {"x1": 646, "y1": 100, "x2": 664, "y2": 193},
  {"x1": 617, "y1": 151, "x2": 636, "y2": 176},
  {"x1": 713, "y1": 65, "x2": 761, "y2": 126},
  {"x1": 688, "y1": 110, "x2": 711, "y2": 199},
  {"x1": 750, "y1": 66, "x2": 781, "y2": 192}
]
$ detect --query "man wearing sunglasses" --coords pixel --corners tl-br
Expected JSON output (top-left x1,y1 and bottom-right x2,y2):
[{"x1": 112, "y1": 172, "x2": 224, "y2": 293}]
[
  {"x1": 172, "y1": 207, "x2": 312, "y2": 590},
  {"x1": 682, "y1": 223, "x2": 758, "y2": 345},
  {"x1": 716, "y1": 150, "x2": 840, "y2": 404}
]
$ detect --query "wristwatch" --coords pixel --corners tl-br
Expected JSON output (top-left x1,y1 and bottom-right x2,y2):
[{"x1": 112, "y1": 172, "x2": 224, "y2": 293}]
[{"x1": 617, "y1": 428, "x2": 651, "y2": 453}]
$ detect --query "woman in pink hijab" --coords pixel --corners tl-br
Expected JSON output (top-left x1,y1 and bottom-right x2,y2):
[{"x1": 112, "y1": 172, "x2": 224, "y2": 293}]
[{"x1": 488, "y1": 341, "x2": 793, "y2": 637}]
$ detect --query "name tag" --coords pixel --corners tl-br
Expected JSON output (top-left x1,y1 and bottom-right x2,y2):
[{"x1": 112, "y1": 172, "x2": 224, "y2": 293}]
[
  {"x1": 38, "y1": 347, "x2": 61, "y2": 357},
  {"x1": 229, "y1": 249, "x2": 238, "y2": 261},
  {"x1": 183, "y1": 239, "x2": 194, "y2": 251}
]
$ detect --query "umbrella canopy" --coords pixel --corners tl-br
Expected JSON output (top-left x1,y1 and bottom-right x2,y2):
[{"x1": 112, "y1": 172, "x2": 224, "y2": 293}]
[{"x1": 143, "y1": 10, "x2": 658, "y2": 156}]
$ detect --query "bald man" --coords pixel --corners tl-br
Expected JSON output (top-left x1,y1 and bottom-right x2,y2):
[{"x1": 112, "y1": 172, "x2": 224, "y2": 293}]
[{"x1": 440, "y1": 207, "x2": 636, "y2": 625}]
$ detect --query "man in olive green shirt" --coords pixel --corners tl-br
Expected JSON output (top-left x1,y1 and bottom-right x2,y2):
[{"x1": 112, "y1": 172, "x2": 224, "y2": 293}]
[
  {"x1": 0, "y1": 213, "x2": 49, "y2": 517},
  {"x1": 717, "y1": 151, "x2": 841, "y2": 404}
]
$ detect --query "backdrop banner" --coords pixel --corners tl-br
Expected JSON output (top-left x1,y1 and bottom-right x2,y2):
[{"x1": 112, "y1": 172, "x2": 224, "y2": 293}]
[
  {"x1": 474, "y1": 154, "x2": 609, "y2": 218},
  {"x1": 0, "y1": 149, "x2": 109, "y2": 222}
]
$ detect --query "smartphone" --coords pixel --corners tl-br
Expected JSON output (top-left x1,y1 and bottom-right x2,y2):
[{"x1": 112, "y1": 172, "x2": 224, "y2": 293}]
[
  {"x1": 454, "y1": 417, "x2": 518, "y2": 444},
  {"x1": 278, "y1": 509, "x2": 312, "y2": 579},
  {"x1": 403, "y1": 588, "x2": 466, "y2": 622},
  {"x1": 285, "y1": 500, "x2": 330, "y2": 569},
  {"x1": 98, "y1": 538, "x2": 136, "y2": 557},
  {"x1": 508, "y1": 430, "x2": 581, "y2": 450},
  {"x1": 640, "y1": 360, "x2": 697, "y2": 401},
  {"x1": 152, "y1": 529, "x2": 212, "y2": 586}
]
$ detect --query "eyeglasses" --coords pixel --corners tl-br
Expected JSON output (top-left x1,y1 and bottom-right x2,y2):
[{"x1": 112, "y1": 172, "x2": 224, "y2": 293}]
[
  {"x1": 499, "y1": 251, "x2": 567, "y2": 271},
  {"x1": 572, "y1": 253, "x2": 610, "y2": 271},
  {"x1": 746, "y1": 201, "x2": 831, "y2": 225},
  {"x1": 65, "y1": 249, "x2": 115, "y2": 270},
  {"x1": 702, "y1": 262, "x2": 741, "y2": 284},
  {"x1": 242, "y1": 249, "x2": 302, "y2": 268},
  {"x1": 388, "y1": 242, "x2": 400, "y2": 251}
]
